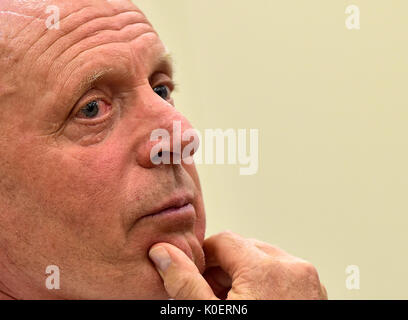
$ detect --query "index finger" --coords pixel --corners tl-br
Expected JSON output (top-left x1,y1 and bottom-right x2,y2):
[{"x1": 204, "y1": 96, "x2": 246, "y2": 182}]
[{"x1": 203, "y1": 231, "x2": 263, "y2": 278}]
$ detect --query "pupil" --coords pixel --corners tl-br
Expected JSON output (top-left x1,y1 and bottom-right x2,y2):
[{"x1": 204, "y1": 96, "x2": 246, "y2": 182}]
[
  {"x1": 83, "y1": 101, "x2": 99, "y2": 118},
  {"x1": 154, "y1": 86, "x2": 168, "y2": 100}
]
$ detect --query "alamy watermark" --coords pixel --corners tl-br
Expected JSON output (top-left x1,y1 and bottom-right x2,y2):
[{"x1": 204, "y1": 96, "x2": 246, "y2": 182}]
[
  {"x1": 345, "y1": 5, "x2": 360, "y2": 30},
  {"x1": 45, "y1": 5, "x2": 60, "y2": 30},
  {"x1": 45, "y1": 265, "x2": 60, "y2": 290},
  {"x1": 345, "y1": 265, "x2": 360, "y2": 290},
  {"x1": 150, "y1": 121, "x2": 259, "y2": 176}
]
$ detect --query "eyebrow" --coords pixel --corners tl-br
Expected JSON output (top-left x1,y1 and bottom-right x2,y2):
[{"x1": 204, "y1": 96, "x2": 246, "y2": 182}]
[
  {"x1": 154, "y1": 52, "x2": 174, "y2": 78},
  {"x1": 76, "y1": 68, "x2": 114, "y2": 96},
  {"x1": 75, "y1": 53, "x2": 175, "y2": 96}
]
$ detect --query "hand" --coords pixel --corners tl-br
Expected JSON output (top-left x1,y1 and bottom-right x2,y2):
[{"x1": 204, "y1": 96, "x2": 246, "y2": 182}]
[{"x1": 149, "y1": 231, "x2": 328, "y2": 300}]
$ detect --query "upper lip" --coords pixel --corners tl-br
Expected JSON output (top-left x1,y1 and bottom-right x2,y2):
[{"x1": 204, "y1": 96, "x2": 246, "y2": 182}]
[{"x1": 140, "y1": 191, "x2": 194, "y2": 219}]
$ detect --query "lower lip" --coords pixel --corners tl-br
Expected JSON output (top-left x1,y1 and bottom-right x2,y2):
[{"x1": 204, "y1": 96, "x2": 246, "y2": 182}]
[{"x1": 143, "y1": 203, "x2": 195, "y2": 221}]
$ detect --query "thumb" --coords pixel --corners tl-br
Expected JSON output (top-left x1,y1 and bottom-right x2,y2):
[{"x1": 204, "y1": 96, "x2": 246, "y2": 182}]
[{"x1": 149, "y1": 243, "x2": 218, "y2": 300}]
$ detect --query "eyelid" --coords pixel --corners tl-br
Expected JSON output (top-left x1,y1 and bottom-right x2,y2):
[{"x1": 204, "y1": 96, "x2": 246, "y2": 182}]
[
  {"x1": 150, "y1": 72, "x2": 176, "y2": 92},
  {"x1": 73, "y1": 94, "x2": 113, "y2": 126}
]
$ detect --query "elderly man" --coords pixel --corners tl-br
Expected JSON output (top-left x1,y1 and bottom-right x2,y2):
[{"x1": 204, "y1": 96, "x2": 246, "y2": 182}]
[{"x1": 0, "y1": 0, "x2": 327, "y2": 300}]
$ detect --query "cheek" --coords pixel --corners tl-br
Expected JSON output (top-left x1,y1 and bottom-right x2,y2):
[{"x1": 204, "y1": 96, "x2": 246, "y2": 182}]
[
  {"x1": 20, "y1": 144, "x2": 129, "y2": 251},
  {"x1": 56, "y1": 146, "x2": 125, "y2": 216},
  {"x1": 53, "y1": 151, "x2": 121, "y2": 204},
  {"x1": 183, "y1": 162, "x2": 206, "y2": 242}
]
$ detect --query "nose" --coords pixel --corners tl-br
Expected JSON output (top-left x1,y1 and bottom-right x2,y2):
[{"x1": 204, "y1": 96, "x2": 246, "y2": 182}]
[{"x1": 134, "y1": 86, "x2": 200, "y2": 169}]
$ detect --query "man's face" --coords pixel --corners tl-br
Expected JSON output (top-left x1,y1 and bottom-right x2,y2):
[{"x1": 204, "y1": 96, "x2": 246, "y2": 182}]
[{"x1": 0, "y1": 0, "x2": 206, "y2": 299}]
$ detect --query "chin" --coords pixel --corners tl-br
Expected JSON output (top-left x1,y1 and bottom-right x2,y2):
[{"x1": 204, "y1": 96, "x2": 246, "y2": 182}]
[{"x1": 124, "y1": 268, "x2": 171, "y2": 300}]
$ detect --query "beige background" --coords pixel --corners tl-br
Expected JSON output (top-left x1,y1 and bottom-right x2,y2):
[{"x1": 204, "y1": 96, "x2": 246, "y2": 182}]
[{"x1": 135, "y1": 0, "x2": 408, "y2": 299}]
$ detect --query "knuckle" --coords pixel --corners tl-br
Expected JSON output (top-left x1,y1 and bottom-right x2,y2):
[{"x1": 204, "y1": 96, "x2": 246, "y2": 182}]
[
  {"x1": 267, "y1": 244, "x2": 285, "y2": 254},
  {"x1": 295, "y1": 260, "x2": 323, "y2": 293},
  {"x1": 261, "y1": 256, "x2": 277, "y2": 267},
  {"x1": 248, "y1": 238, "x2": 269, "y2": 248},
  {"x1": 297, "y1": 260, "x2": 319, "y2": 278},
  {"x1": 215, "y1": 231, "x2": 246, "y2": 248},
  {"x1": 218, "y1": 230, "x2": 237, "y2": 240},
  {"x1": 247, "y1": 238, "x2": 265, "y2": 251}
]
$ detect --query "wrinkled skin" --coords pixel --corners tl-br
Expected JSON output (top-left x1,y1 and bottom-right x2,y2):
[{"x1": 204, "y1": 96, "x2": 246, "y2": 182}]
[
  {"x1": 150, "y1": 232, "x2": 328, "y2": 300},
  {"x1": 0, "y1": 0, "x2": 327, "y2": 301},
  {"x1": 0, "y1": 0, "x2": 206, "y2": 299}
]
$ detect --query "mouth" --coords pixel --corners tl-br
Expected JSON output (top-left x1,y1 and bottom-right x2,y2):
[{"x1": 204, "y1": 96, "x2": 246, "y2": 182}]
[{"x1": 140, "y1": 192, "x2": 195, "y2": 221}]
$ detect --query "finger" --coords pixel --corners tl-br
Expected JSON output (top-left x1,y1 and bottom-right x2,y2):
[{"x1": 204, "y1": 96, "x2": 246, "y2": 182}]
[
  {"x1": 203, "y1": 267, "x2": 232, "y2": 299},
  {"x1": 203, "y1": 231, "x2": 262, "y2": 277},
  {"x1": 247, "y1": 238, "x2": 287, "y2": 257},
  {"x1": 149, "y1": 243, "x2": 218, "y2": 300}
]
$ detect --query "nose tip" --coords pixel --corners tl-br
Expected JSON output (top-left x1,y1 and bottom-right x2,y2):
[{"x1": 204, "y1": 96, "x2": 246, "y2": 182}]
[{"x1": 136, "y1": 119, "x2": 200, "y2": 169}]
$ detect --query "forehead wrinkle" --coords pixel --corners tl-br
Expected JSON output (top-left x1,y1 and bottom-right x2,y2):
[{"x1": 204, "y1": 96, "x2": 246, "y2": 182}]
[
  {"x1": 0, "y1": 10, "x2": 42, "y2": 21},
  {"x1": 41, "y1": 10, "x2": 149, "y2": 71},
  {"x1": 45, "y1": 26, "x2": 156, "y2": 87},
  {"x1": 11, "y1": 17, "x2": 42, "y2": 40},
  {"x1": 18, "y1": 5, "x2": 93, "y2": 59},
  {"x1": 42, "y1": 7, "x2": 146, "y2": 60},
  {"x1": 55, "y1": 31, "x2": 171, "y2": 96},
  {"x1": 48, "y1": 33, "x2": 151, "y2": 98},
  {"x1": 51, "y1": 33, "x2": 169, "y2": 109},
  {"x1": 0, "y1": 12, "x2": 44, "y2": 56},
  {"x1": 21, "y1": 7, "x2": 143, "y2": 70}
]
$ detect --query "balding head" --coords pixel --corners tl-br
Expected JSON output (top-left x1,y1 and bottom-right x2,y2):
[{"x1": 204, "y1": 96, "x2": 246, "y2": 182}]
[
  {"x1": 0, "y1": 0, "x2": 148, "y2": 107},
  {"x1": 0, "y1": 0, "x2": 205, "y2": 300}
]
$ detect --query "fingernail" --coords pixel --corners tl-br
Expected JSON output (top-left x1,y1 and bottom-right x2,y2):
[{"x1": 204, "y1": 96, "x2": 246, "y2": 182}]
[{"x1": 149, "y1": 246, "x2": 171, "y2": 275}]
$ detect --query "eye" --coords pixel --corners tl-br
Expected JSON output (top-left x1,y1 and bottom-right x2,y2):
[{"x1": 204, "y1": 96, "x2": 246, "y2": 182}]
[
  {"x1": 153, "y1": 85, "x2": 171, "y2": 100},
  {"x1": 76, "y1": 99, "x2": 111, "y2": 120}
]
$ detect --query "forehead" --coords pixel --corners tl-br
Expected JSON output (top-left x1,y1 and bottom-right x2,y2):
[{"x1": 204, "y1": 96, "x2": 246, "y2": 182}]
[
  {"x1": 3, "y1": 0, "x2": 151, "y2": 56},
  {"x1": 2, "y1": 0, "x2": 167, "y2": 93},
  {"x1": 2, "y1": 0, "x2": 156, "y2": 60},
  {"x1": 0, "y1": 0, "x2": 173, "y2": 128},
  {"x1": 1, "y1": 0, "x2": 136, "y2": 15},
  {"x1": 1, "y1": 0, "x2": 138, "y2": 35}
]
